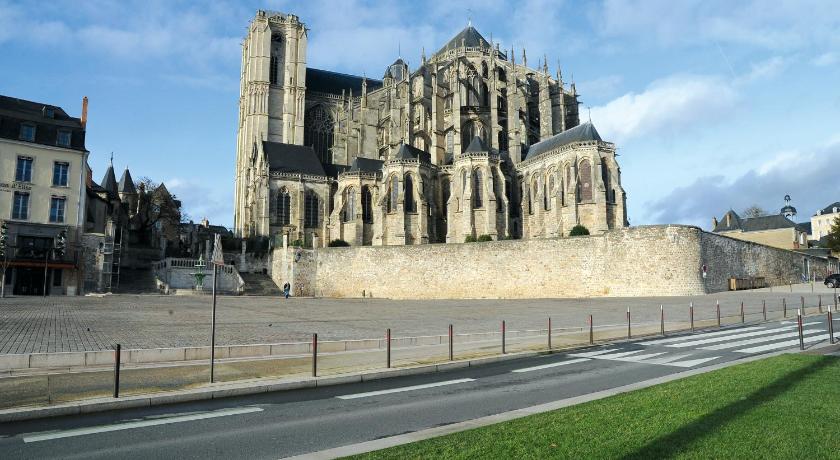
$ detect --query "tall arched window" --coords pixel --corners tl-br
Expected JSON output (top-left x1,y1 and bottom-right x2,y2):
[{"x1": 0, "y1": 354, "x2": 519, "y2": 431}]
[
  {"x1": 361, "y1": 186, "x2": 373, "y2": 223},
  {"x1": 526, "y1": 182, "x2": 533, "y2": 215},
  {"x1": 481, "y1": 82, "x2": 489, "y2": 107},
  {"x1": 468, "y1": 76, "x2": 481, "y2": 107},
  {"x1": 304, "y1": 105, "x2": 334, "y2": 164},
  {"x1": 404, "y1": 175, "x2": 416, "y2": 213},
  {"x1": 342, "y1": 188, "x2": 355, "y2": 222},
  {"x1": 473, "y1": 169, "x2": 483, "y2": 209},
  {"x1": 493, "y1": 168, "x2": 504, "y2": 213},
  {"x1": 578, "y1": 159, "x2": 592, "y2": 202},
  {"x1": 445, "y1": 131, "x2": 454, "y2": 157},
  {"x1": 601, "y1": 161, "x2": 611, "y2": 202},
  {"x1": 481, "y1": 61, "x2": 488, "y2": 78},
  {"x1": 304, "y1": 191, "x2": 319, "y2": 228},
  {"x1": 277, "y1": 188, "x2": 290, "y2": 226},
  {"x1": 546, "y1": 175, "x2": 554, "y2": 211},
  {"x1": 388, "y1": 176, "x2": 398, "y2": 213}
]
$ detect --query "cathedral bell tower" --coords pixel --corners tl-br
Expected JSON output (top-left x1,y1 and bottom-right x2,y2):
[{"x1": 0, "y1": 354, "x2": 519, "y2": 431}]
[{"x1": 234, "y1": 10, "x2": 308, "y2": 236}]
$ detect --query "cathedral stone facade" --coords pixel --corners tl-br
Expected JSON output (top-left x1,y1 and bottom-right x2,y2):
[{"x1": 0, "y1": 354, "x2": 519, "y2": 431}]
[{"x1": 234, "y1": 10, "x2": 628, "y2": 246}]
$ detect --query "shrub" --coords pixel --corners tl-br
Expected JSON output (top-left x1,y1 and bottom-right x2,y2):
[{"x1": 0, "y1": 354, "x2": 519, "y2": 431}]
[
  {"x1": 328, "y1": 239, "x2": 351, "y2": 247},
  {"x1": 290, "y1": 239, "x2": 304, "y2": 248},
  {"x1": 569, "y1": 225, "x2": 590, "y2": 236},
  {"x1": 477, "y1": 234, "x2": 493, "y2": 242},
  {"x1": 464, "y1": 235, "x2": 477, "y2": 243}
]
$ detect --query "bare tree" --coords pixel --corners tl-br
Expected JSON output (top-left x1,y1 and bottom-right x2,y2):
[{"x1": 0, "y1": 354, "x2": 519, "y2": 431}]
[{"x1": 742, "y1": 205, "x2": 768, "y2": 218}]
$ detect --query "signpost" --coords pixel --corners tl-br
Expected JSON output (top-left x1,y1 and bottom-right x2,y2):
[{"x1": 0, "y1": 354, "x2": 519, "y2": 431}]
[{"x1": 209, "y1": 233, "x2": 224, "y2": 383}]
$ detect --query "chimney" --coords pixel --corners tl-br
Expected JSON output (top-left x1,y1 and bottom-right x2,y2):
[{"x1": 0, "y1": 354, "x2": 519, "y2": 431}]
[
  {"x1": 81, "y1": 96, "x2": 88, "y2": 129},
  {"x1": 712, "y1": 217, "x2": 718, "y2": 229},
  {"x1": 725, "y1": 213, "x2": 731, "y2": 227}
]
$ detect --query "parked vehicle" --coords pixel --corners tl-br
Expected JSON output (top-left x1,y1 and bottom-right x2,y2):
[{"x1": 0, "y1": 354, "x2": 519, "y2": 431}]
[{"x1": 825, "y1": 274, "x2": 840, "y2": 288}]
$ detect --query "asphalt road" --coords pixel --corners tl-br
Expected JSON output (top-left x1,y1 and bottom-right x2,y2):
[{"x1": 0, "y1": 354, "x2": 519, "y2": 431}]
[{"x1": 0, "y1": 316, "x2": 836, "y2": 459}]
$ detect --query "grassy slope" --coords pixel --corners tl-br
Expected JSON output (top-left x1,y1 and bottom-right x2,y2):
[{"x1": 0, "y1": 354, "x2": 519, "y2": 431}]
[{"x1": 351, "y1": 354, "x2": 840, "y2": 459}]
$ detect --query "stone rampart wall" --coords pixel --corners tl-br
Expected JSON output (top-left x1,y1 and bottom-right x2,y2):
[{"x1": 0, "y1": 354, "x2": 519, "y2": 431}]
[{"x1": 272, "y1": 225, "x2": 836, "y2": 299}]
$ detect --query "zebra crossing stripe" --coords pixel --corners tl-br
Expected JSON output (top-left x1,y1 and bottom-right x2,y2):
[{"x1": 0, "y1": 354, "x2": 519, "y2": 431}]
[
  {"x1": 665, "y1": 356, "x2": 721, "y2": 368},
  {"x1": 641, "y1": 327, "x2": 764, "y2": 346},
  {"x1": 567, "y1": 348, "x2": 620, "y2": 358},
  {"x1": 734, "y1": 334, "x2": 826, "y2": 353},
  {"x1": 665, "y1": 326, "x2": 798, "y2": 348},
  {"x1": 701, "y1": 328, "x2": 825, "y2": 351},
  {"x1": 570, "y1": 350, "x2": 645, "y2": 360}
]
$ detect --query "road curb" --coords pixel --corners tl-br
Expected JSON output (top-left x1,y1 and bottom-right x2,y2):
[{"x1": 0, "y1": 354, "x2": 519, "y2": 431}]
[
  {"x1": 0, "y1": 350, "x2": 542, "y2": 423},
  {"x1": 284, "y1": 347, "x2": 818, "y2": 460}
]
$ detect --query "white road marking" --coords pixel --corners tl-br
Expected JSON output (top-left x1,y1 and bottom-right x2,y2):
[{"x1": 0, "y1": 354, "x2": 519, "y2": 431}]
[
  {"x1": 566, "y1": 348, "x2": 620, "y2": 358},
  {"x1": 512, "y1": 358, "x2": 591, "y2": 373},
  {"x1": 611, "y1": 352, "x2": 668, "y2": 362},
  {"x1": 636, "y1": 353, "x2": 695, "y2": 365},
  {"x1": 641, "y1": 327, "x2": 764, "y2": 346},
  {"x1": 665, "y1": 326, "x2": 797, "y2": 348},
  {"x1": 701, "y1": 329, "x2": 824, "y2": 350},
  {"x1": 665, "y1": 356, "x2": 721, "y2": 368},
  {"x1": 22, "y1": 407, "x2": 263, "y2": 443},
  {"x1": 336, "y1": 378, "x2": 475, "y2": 400},
  {"x1": 734, "y1": 334, "x2": 826, "y2": 354},
  {"x1": 570, "y1": 350, "x2": 645, "y2": 360}
]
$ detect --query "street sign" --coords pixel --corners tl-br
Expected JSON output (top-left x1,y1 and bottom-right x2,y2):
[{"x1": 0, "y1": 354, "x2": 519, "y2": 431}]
[{"x1": 211, "y1": 233, "x2": 224, "y2": 266}]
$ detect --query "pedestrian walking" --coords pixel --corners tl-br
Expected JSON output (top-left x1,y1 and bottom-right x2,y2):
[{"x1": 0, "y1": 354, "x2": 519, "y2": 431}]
[{"x1": 283, "y1": 282, "x2": 291, "y2": 299}]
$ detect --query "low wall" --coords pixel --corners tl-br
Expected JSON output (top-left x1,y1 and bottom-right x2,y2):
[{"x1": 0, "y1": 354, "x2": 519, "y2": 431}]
[
  {"x1": 272, "y1": 225, "x2": 836, "y2": 299},
  {"x1": 153, "y1": 258, "x2": 244, "y2": 293}
]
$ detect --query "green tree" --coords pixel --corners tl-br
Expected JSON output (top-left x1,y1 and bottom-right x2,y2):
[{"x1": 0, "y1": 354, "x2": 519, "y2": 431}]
[
  {"x1": 328, "y1": 239, "x2": 351, "y2": 247},
  {"x1": 569, "y1": 225, "x2": 590, "y2": 236},
  {"x1": 826, "y1": 215, "x2": 840, "y2": 253}
]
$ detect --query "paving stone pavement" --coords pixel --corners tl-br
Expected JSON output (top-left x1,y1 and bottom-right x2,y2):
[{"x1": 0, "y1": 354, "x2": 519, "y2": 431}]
[{"x1": 0, "y1": 283, "x2": 837, "y2": 354}]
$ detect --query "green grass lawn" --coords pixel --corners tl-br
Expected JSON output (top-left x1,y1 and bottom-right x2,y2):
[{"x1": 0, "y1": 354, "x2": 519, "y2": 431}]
[{"x1": 350, "y1": 354, "x2": 840, "y2": 459}]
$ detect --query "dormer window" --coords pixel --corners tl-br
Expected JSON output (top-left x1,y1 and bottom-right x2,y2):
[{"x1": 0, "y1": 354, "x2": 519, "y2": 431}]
[
  {"x1": 43, "y1": 107, "x2": 55, "y2": 118},
  {"x1": 57, "y1": 129, "x2": 72, "y2": 147},
  {"x1": 834, "y1": 207, "x2": 838, "y2": 214},
  {"x1": 19, "y1": 123, "x2": 36, "y2": 142}
]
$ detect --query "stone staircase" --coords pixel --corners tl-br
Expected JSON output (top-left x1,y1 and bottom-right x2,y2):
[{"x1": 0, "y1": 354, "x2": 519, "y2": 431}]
[
  {"x1": 239, "y1": 272, "x2": 283, "y2": 297},
  {"x1": 113, "y1": 267, "x2": 159, "y2": 294}
]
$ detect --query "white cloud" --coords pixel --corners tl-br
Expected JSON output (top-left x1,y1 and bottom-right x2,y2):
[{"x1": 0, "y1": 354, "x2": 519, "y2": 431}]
[
  {"x1": 590, "y1": 75, "x2": 737, "y2": 143},
  {"x1": 735, "y1": 56, "x2": 788, "y2": 84},
  {"x1": 812, "y1": 52, "x2": 838, "y2": 67},
  {"x1": 646, "y1": 137, "x2": 840, "y2": 227}
]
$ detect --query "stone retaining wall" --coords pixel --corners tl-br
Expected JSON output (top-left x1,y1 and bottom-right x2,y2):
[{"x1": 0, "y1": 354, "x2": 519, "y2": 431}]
[{"x1": 272, "y1": 225, "x2": 836, "y2": 299}]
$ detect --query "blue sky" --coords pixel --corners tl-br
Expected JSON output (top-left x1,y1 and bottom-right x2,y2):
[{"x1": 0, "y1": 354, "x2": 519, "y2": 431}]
[{"x1": 2, "y1": 0, "x2": 838, "y2": 229}]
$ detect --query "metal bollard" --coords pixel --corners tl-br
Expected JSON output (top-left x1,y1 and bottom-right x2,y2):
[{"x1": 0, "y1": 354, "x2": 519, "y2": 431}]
[
  {"x1": 502, "y1": 320, "x2": 506, "y2": 354},
  {"x1": 819, "y1": 295, "x2": 823, "y2": 314},
  {"x1": 589, "y1": 314, "x2": 594, "y2": 344},
  {"x1": 548, "y1": 317, "x2": 552, "y2": 350},
  {"x1": 626, "y1": 307, "x2": 631, "y2": 339},
  {"x1": 386, "y1": 328, "x2": 391, "y2": 369},
  {"x1": 312, "y1": 333, "x2": 318, "y2": 377},
  {"x1": 829, "y1": 311, "x2": 835, "y2": 345},
  {"x1": 801, "y1": 296, "x2": 805, "y2": 314},
  {"x1": 783, "y1": 298, "x2": 787, "y2": 318},
  {"x1": 660, "y1": 305, "x2": 665, "y2": 336},
  {"x1": 797, "y1": 310, "x2": 804, "y2": 350},
  {"x1": 448, "y1": 324, "x2": 454, "y2": 361},
  {"x1": 113, "y1": 344, "x2": 121, "y2": 399},
  {"x1": 763, "y1": 300, "x2": 767, "y2": 322},
  {"x1": 740, "y1": 301, "x2": 745, "y2": 323},
  {"x1": 690, "y1": 303, "x2": 695, "y2": 332},
  {"x1": 716, "y1": 301, "x2": 721, "y2": 328}
]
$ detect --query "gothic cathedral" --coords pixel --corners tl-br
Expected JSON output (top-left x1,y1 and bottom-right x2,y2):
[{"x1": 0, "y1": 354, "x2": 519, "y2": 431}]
[{"x1": 234, "y1": 10, "x2": 628, "y2": 246}]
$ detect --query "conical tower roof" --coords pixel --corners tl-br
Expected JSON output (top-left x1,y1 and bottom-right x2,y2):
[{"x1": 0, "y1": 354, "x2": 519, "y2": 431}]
[
  {"x1": 118, "y1": 167, "x2": 137, "y2": 195},
  {"x1": 100, "y1": 161, "x2": 118, "y2": 200}
]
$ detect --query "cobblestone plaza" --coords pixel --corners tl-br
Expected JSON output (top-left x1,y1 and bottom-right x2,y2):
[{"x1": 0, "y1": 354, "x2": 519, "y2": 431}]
[{"x1": 1, "y1": 284, "x2": 836, "y2": 354}]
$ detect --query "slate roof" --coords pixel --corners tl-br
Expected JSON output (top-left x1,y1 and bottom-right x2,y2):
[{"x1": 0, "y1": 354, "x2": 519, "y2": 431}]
[
  {"x1": 393, "y1": 143, "x2": 431, "y2": 163},
  {"x1": 713, "y1": 210, "x2": 804, "y2": 233},
  {"x1": 100, "y1": 163, "x2": 118, "y2": 199},
  {"x1": 263, "y1": 141, "x2": 326, "y2": 176},
  {"x1": 817, "y1": 202, "x2": 840, "y2": 215},
  {"x1": 435, "y1": 25, "x2": 490, "y2": 56},
  {"x1": 306, "y1": 68, "x2": 382, "y2": 96},
  {"x1": 349, "y1": 157, "x2": 384, "y2": 173},
  {"x1": 798, "y1": 222, "x2": 813, "y2": 235},
  {"x1": 524, "y1": 122, "x2": 603, "y2": 160},
  {"x1": 118, "y1": 168, "x2": 137, "y2": 195},
  {"x1": 0, "y1": 94, "x2": 86, "y2": 151},
  {"x1": 464, "y1": 136, "x2": 489, "y2": 153}
]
